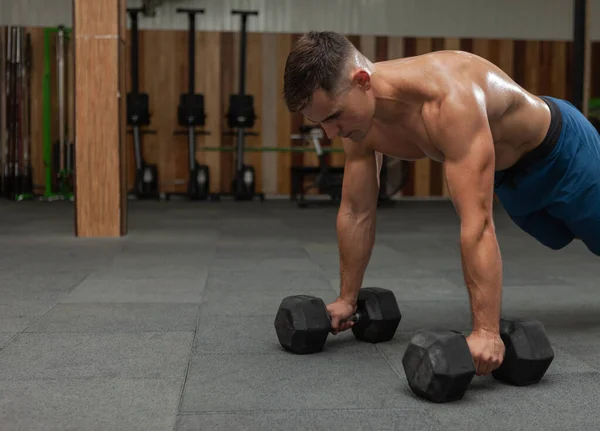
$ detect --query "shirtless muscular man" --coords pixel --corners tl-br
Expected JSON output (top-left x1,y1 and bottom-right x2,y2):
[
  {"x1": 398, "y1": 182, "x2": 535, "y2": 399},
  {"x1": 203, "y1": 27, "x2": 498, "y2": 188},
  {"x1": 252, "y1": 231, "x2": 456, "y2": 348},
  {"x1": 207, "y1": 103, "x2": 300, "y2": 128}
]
[{"x1": 282, "y1": 32, "x2": 600, "y2": 376}]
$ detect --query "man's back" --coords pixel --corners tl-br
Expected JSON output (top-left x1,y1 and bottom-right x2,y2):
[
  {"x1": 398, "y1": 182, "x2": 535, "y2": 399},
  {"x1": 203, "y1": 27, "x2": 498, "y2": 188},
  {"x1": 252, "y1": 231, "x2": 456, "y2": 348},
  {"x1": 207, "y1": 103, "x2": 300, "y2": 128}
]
[{"x1": 362, "y1": 50, "x2": 552, "y2": 170}]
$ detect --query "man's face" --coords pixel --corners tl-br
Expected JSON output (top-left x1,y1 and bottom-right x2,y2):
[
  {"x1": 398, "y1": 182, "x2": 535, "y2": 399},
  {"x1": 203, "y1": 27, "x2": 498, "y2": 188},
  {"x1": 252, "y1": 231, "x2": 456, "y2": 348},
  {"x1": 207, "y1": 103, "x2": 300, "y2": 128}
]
[{"x1": 302, "y1": 71, "x2": 374, "y2": 142}]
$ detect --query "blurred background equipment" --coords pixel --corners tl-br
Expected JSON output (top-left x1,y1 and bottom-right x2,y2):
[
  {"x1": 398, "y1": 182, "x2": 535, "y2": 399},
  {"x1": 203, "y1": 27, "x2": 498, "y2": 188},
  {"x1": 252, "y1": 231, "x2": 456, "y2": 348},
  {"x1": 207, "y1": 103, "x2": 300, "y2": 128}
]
[
  {"x1": 212, "y1": 9, "x2": 264, "y2": 202},
  {"x1": 126, "y1": 8, "x2": 160, "y2": 200},
  {"x1": 166, "y1": 8, "x2": 211, "y2": 201}
]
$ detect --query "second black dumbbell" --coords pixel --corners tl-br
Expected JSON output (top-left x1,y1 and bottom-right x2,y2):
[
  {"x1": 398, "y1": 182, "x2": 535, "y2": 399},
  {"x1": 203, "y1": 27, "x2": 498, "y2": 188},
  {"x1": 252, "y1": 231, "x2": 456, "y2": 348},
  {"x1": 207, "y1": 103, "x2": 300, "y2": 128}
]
[
  {"x1": 402, "y1": 318, "x2": 555, "y2": 403},
  {"x1": 274, "y1": 287, "x2": 402, "y2": 354}
]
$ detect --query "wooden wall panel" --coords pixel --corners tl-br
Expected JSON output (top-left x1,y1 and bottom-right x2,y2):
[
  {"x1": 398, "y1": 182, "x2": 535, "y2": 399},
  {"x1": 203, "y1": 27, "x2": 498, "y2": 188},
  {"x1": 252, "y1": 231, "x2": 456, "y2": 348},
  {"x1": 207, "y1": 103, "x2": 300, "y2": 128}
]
[
  {"x1": 497, "y1": 40, "x2": 514, "y2": 77},
  {"x1": 551, "y1": 42, "x2": 568, "y2": 99},
  {"x1": 144, "y1": 30, "x2": 181, "y2": 193},
  {"x1": 28, "y1": 28, "x2": 46, "y2": 193},
  {"x1": 360, "y1": 35, "x2": 377, "y2": 61},
  {"x1": 444, "y1": 38, "x2": 461, "y2": 51},
  {"x1": 525, "y1": 42, "x2": 542, "y2": 94},
  {"x1": 260, "y1": 33, "x2": 278, "y2": 195}
]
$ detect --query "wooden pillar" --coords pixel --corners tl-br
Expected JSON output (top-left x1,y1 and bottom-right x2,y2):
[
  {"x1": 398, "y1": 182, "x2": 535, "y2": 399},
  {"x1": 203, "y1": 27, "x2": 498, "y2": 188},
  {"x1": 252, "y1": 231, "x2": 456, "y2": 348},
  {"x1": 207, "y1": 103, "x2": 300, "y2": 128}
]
[{"x1": 73, "y1": 0, "x2": 127, "y2": 237}]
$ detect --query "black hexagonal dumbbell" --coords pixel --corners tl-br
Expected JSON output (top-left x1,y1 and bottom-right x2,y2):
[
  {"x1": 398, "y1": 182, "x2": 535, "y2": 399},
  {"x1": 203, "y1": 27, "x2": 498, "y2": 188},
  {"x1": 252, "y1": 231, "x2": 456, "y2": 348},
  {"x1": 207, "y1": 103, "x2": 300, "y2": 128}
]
[
  {"x1": 401, "y1": 318, "x2": 555, "y2": 403},
  {"x1": 274, "y1": 287, "x2": 402, "y2": 354}
]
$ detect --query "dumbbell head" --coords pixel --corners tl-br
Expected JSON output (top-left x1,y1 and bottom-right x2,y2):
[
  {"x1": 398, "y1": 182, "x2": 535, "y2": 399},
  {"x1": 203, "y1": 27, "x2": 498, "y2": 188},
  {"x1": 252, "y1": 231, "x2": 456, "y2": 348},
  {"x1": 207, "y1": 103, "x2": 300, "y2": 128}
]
[
  {"x1": 274, "y1": 295, "x2": 330, "y2": 354},
  {"x1": 492, "y1": 318, "x2": 554, "y2": 386},
  {"x1": 402, "y1": 329, "x2": 476, "y2": 403},
  {"x1": 352, "y1": 287, "x2": 402, "y2": 343}
]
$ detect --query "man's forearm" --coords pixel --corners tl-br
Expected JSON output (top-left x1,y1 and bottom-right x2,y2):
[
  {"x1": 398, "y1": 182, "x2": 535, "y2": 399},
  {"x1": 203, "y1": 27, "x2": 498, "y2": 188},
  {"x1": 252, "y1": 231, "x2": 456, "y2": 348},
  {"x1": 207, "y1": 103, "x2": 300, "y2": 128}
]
[
  {"x1": 460, "y1": 224, "x2": 503, "y2": 333},
  {"x1": 337, "y1": 208, "x2": 376, "y2": 305}
]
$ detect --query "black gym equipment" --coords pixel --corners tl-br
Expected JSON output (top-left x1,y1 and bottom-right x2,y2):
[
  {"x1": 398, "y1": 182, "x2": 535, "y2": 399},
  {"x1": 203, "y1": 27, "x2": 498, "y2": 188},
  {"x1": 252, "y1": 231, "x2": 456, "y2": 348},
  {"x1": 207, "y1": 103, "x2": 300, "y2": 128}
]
[
  {"x1": 126, "y1": 8, "x2": 160, "y2": 200},
  {"x1": 402, "y1": 318, "x2": 555, "y2": 403},
  {"x1": 3, "y1": 27, "x2": 35, "y2": 201},
  {"x1": 166, "y1": 8, "x2": 211, "y2": 201},
  {"x1": 212, "y1": 10, "x2": 264, "y2": 201},
  {"x1": 289, "y1": 125, "x2": 345, "y2": 207},
  {"x1": 274, "y1": 287, "x2": 402, "y2": 354},
  {"x1": 289, "y1": 125, "x2": 409, "y2": 208}
]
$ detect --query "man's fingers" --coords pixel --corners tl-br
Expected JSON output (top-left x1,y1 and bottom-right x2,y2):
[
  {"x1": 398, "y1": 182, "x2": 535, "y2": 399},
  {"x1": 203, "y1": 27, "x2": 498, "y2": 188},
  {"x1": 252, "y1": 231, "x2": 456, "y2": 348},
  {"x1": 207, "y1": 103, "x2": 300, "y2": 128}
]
[
  {"x1": 480, "y1": 363, "x2": 492, "y2": 376},
  {"x1": 340, "y1": 321, "x2": 353, "y2": 331},
  {"x1": 330, "y1": 316, "x2": 340, "y2": 334},
  {"x1": 330, "y1": 319, "x2": 354, "y2": 334},
  {"x1": 477, "y1": 358, "x2": 501, "y2": 376}
]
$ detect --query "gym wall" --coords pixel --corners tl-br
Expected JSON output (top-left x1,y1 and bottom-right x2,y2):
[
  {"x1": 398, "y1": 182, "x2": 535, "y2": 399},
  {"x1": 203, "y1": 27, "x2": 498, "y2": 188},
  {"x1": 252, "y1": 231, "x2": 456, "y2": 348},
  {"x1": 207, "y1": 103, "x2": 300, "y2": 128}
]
[{"x1": 3, "y1": 0, "x2": 600, "y2": 197}]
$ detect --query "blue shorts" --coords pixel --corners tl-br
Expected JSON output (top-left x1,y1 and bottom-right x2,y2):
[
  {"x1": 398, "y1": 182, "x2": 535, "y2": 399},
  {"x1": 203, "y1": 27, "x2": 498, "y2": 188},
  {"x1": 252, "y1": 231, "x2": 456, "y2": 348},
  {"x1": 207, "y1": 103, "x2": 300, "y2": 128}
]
[{"x1": 494, "y1": 96, "x2": 600, "y2": 256}]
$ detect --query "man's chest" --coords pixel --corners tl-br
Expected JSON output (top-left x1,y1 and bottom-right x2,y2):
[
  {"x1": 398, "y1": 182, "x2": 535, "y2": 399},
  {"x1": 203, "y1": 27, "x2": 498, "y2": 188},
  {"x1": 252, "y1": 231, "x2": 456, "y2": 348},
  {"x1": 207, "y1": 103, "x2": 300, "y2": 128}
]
[{"x1": 368, "y1": 120, "x2": 445, "y2": 162}]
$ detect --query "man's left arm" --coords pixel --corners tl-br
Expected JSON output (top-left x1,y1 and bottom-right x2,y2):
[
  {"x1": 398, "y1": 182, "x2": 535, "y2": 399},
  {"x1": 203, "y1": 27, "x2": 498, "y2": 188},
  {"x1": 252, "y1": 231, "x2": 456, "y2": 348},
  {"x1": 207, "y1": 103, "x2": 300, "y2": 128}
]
[{"x1": 422, "y1": 91, "x2": 503, "y2": 337}]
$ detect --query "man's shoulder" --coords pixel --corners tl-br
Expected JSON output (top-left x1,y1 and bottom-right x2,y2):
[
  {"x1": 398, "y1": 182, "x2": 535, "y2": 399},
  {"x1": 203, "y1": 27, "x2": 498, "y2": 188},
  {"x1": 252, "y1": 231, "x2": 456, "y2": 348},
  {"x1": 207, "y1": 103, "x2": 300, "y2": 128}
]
[{"x1": 342, "y1": 136, "x2": 377, "y2": 159}]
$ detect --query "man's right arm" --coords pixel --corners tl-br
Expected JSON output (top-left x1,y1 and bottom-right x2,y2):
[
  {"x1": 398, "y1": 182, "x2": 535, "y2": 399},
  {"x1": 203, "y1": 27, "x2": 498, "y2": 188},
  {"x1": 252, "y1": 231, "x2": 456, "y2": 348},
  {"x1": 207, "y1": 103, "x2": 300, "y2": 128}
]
[{"x1": 336, "y1": 140, "x2": 381, "y2": 306}]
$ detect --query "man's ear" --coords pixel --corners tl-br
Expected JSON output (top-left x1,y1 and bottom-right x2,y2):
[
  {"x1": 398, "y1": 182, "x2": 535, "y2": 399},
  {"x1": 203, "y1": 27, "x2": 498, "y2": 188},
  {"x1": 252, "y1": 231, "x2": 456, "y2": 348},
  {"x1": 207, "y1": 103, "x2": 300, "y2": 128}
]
[{"x1": 353, "y1": 69, "x2": 371, "y2": 91}]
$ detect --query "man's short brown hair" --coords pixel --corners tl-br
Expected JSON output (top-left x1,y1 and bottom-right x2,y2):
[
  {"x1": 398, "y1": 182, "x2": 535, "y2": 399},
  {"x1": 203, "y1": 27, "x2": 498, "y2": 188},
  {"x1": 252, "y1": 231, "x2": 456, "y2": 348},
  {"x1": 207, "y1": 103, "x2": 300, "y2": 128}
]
[{"x1": 283, "y1": 31, "x2": 356, "y2": 113}]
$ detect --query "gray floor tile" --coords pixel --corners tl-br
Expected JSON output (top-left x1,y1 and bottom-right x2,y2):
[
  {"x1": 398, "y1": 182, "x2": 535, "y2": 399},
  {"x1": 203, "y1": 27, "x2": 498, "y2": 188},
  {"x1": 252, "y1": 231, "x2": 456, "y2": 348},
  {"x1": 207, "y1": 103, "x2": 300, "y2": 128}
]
[
  {"x1": 109, "y1": 254, "x2": 214, "y2": 271},
  {"x1": 25, "y1": 303, "x2": 201, "y2": 333},
  {"x1": 0, "y1": 333, "x2": 18, "y2": 349},
  {"x1": 0, "y1": 332, "x2": 193, "y2": 380},
  {"x1": 210, "y1": 257, "x2": 322, "y2": 273},
  {"x1": 395, "y1": 299, "x2": 473, "y2": 333},
  {"x1": 563, "y1": 344, "x2": 600, "y2": 371},
  {"x1": 0, "y1": 378, "x2": 182, "y2": 431},
  {"x1": 201, "y1": 288, "x2": 336, "y2": 316},
  {"x1": 176, "y1": 409, "x2": 442, "y2": 431},
  {"x1": 126, "y1": 229, "x2": 219, "y2": 244},
  {"x1": 0, "y1": 300, "x2": 59, "y2": 332},
  {"x1": 96, "y1": 262, "x2": 210, "y2": 280},
  {"x1": 216, "y1": 244, "x2": 308, "y2": 259},
  {"x1": 180, "y1": 352, "x2": 418, "y2": 413},
  {"x1": 423, "y1": 372, "x2": 600, "y2": 431},
  {"x1": 62, "y1": 277, "x2": 206, "y2": 303},
  {"x1": 120, "y1": 242, "x2": 215, "y2": 255},
  {"x1": 206, "y1": 270, "x2": 332, "y2": 291},
  {"x1": 0, "y1": 272, "x2": 91, "y2": 296}
]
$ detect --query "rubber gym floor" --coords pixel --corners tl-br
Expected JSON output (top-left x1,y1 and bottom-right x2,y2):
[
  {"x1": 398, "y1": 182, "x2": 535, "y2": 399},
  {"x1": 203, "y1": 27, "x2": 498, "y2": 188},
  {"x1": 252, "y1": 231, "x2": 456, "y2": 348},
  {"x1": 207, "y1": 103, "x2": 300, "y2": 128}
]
[{"x1": 0, "y1": 198, "x2": 599, "y2": 431}]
